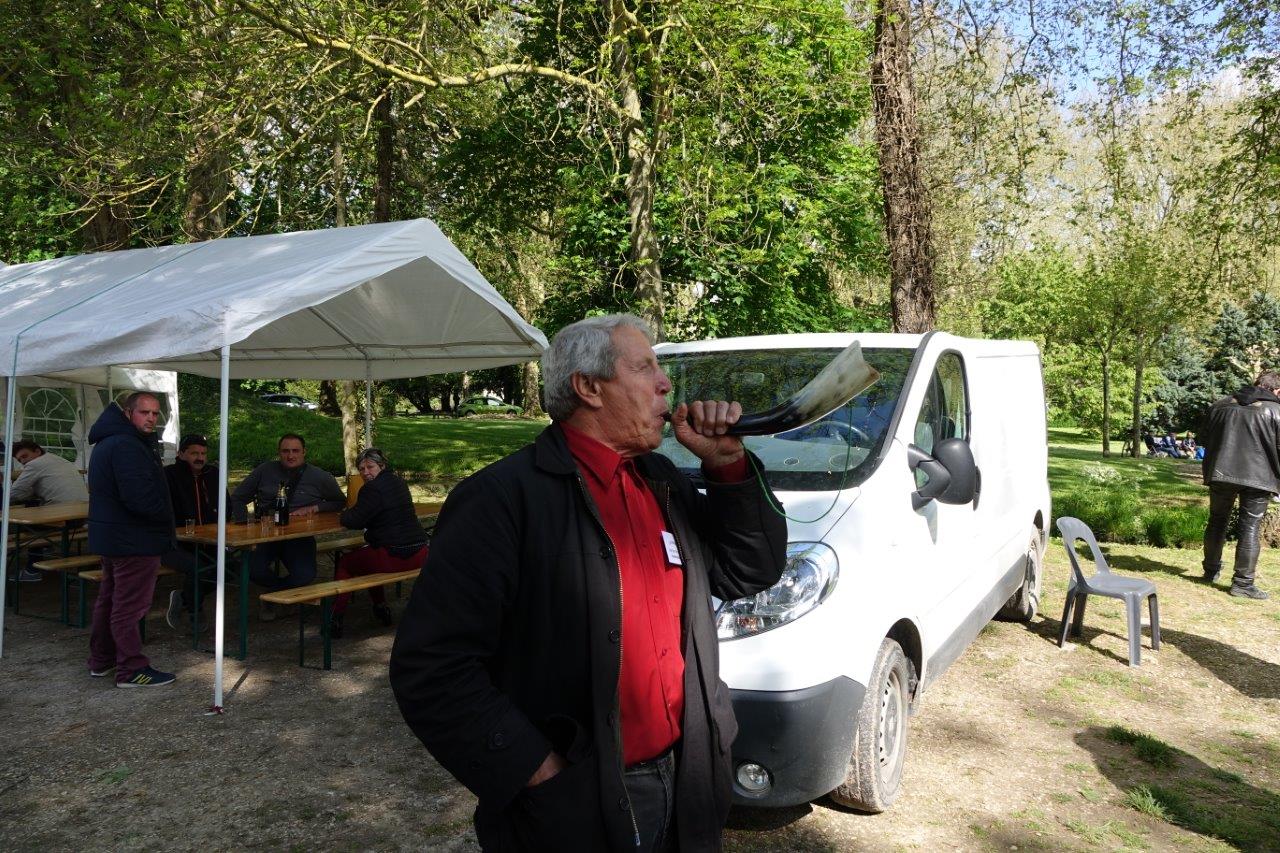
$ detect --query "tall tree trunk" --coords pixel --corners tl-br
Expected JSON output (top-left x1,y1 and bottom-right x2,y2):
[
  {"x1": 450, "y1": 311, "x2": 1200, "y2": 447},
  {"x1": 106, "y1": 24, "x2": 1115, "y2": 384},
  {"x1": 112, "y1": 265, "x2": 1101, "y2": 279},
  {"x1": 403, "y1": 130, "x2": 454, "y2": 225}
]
[
  {"x1": 1101, "y1": 350, "x2": 1112, "y2": 458},
  {"x1": 870, "y1": 0, "x2": 937, "y2": 333},
  {"x1": 1130, "y1": 342, "x2": 1146, "y2": 459},
  {"x1": 182, "y1": 122, "x2": 228, "y2": 242},
  {"x1": 609, "y1": 1, "x2": 666, "y2": 338},
  {"x1": 81, "y1": 202, "x2": 131, "y2": 252},
  {"x1": 336, "y1": 380, "x2": 362, "y2": 474},
  {"x1": 373, "y1": 88, "x2": 394, "y2": 223},
  {"x1": 332, "y1": 138, "x2": 346, "y2": 228}
]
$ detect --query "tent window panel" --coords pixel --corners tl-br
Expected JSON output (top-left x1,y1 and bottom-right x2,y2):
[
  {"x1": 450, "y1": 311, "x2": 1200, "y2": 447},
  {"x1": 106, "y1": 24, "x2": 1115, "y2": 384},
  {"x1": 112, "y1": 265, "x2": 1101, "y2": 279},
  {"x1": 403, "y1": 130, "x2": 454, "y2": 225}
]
[{"x1": 21, "y1": 387, "x2": 78, "y2": 461}]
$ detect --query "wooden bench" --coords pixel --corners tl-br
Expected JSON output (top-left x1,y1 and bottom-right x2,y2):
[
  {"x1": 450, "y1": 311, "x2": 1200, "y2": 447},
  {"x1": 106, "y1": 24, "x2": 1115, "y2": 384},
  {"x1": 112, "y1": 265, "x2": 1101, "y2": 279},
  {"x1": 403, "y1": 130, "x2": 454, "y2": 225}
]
[
  {"x1": 316, "y1": 534, "x2": 366, "y2": 554},
  {"x1": 18, "y1": 553, "x2": 102, "y2": 624},
  {"x1": 261, "y1": 568, "x2": 421, "y2": 669},
  {"x1": 77, "y1": 565, "x2": 177, "y2": 634}
]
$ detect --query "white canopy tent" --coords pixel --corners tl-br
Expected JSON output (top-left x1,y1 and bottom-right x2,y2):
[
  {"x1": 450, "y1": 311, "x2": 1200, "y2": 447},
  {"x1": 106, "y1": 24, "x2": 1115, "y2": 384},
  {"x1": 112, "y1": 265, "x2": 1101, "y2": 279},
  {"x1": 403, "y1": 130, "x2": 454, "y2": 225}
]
[{"x1": 0, "y1": 218, "x2": 548, "y2": 710}]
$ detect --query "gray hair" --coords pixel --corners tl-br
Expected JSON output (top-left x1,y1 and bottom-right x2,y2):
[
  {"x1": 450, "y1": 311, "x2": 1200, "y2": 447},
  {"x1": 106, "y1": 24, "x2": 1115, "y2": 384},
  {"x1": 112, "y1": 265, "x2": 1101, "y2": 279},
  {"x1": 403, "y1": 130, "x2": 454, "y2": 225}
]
[{"x1": 541, "y1": 314, "x2": 655, "y2": 421}]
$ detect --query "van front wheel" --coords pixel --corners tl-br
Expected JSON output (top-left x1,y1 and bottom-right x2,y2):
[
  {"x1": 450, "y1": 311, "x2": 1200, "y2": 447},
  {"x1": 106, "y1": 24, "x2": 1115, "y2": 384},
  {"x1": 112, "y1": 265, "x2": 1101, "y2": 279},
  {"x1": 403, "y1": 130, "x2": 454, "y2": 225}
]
[{"x1": 829, "y1": 638, "x2": 913, "y2": 813}]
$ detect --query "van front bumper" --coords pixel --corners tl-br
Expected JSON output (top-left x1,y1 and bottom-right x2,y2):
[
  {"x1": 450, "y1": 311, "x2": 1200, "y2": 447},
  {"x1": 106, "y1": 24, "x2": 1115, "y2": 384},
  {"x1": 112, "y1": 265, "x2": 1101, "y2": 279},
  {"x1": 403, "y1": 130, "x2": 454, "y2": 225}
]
[{"x1": 728, "y1": 676, "x2": 865, "y2": 807}]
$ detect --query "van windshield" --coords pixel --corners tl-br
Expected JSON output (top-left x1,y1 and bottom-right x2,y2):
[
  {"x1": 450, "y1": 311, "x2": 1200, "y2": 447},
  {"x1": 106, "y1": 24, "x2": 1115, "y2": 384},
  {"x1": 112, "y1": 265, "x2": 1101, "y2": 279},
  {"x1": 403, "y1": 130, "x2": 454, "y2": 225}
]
[{"x1": 657, "y1": 347, "x2": 914, "y2": 491}]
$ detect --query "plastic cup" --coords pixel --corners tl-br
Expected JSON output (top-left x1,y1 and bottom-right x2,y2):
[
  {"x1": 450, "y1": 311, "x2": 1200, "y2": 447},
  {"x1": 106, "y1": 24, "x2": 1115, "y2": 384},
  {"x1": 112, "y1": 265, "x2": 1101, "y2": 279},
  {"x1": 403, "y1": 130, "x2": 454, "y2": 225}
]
[{"x1": 184, "y1": 518, "x2": 195, "y2": 535}]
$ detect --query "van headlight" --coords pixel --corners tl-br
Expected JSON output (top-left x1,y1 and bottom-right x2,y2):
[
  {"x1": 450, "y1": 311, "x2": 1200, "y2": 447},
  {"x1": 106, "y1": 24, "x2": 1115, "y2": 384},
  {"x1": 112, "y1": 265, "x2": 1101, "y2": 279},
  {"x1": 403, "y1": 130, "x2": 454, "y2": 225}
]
[{"x1": 716, "y1": 542, "x2": 838, "y2": 640}]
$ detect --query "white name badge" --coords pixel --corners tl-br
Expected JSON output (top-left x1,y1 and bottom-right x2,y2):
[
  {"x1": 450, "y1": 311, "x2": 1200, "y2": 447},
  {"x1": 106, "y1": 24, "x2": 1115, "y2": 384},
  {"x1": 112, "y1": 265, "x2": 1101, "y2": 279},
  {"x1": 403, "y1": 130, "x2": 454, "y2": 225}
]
[{"x1": 661, "y1": 530, "x2": 682, "y2": 565}]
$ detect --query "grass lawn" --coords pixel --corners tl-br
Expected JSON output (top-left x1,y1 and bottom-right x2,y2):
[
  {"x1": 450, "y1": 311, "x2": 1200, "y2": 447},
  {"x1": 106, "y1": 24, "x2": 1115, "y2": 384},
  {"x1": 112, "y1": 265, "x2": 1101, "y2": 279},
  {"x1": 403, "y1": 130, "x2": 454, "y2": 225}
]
[
  {"x1": 181, "y1": 390, "x2": 547, "y2": 487},
  {"x1": 1047, "y1": 427, "x2": 1211, "y2": 547}
]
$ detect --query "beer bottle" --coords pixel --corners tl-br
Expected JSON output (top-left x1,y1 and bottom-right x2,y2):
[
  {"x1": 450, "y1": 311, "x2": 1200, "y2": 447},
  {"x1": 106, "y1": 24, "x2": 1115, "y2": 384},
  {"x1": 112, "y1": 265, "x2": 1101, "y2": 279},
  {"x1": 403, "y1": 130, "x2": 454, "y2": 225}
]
[{"x1": 273, "y1": 481, "x2": 289, "y2": 526}]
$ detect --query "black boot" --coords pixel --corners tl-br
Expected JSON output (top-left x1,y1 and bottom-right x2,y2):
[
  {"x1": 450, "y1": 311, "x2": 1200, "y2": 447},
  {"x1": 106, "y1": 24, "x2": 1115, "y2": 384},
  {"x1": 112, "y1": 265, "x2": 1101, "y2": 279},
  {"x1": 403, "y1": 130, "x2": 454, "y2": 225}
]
[
  {"x1": 373, "y1": 603, "x2": 393, "y2": 627},
  {"x1": 328, "y1": 613, "x2": 344, "y2": 639},
  {"x1": 1202, "y1": 562, "x2": 1222, "y2": 583}
]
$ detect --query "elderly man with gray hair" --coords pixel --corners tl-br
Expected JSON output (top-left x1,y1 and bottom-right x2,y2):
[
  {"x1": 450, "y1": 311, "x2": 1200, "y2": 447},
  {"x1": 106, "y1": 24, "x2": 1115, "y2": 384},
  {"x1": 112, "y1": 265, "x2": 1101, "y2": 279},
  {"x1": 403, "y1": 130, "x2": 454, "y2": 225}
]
[{"x1": 391, "y1": 314, "x2": 787, "y2": 852}]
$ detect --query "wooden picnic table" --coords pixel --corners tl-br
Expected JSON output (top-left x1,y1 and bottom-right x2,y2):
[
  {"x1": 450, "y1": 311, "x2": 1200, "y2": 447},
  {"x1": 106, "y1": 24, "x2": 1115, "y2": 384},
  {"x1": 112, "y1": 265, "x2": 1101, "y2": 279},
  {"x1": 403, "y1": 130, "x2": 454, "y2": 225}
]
[
  {"x1": 174, "y1": 501, "x2": 444, "y2": 659},
  {"x1": 7, "y1": 500, "x2": 90, "y2": 527},
  {"x1": 6, "y1": 500, "x2": 90, "y2": 620}
]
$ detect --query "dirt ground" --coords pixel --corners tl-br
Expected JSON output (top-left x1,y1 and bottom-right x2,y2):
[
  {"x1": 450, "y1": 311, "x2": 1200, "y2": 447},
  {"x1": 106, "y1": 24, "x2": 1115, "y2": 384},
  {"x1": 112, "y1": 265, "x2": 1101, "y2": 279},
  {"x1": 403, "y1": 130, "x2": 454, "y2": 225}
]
[{"x1": 2, "y1": 541, "x2": 1278, "y2": 852}]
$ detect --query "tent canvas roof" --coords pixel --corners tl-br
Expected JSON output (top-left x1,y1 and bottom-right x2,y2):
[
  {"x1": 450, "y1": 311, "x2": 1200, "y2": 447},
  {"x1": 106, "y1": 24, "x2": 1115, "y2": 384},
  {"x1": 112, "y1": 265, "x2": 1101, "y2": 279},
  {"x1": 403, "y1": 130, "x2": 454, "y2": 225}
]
[{"x1": 0, "y1": 219, "x2": 547, "y2": 378}]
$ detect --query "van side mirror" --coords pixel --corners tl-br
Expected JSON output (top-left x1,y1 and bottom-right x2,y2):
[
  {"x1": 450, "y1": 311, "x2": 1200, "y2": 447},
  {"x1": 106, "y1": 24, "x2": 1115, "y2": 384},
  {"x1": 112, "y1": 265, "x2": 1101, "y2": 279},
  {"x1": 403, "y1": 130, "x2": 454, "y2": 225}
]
[{"x1": 908, "y1": 438, "x2": 978, "y2": 510}]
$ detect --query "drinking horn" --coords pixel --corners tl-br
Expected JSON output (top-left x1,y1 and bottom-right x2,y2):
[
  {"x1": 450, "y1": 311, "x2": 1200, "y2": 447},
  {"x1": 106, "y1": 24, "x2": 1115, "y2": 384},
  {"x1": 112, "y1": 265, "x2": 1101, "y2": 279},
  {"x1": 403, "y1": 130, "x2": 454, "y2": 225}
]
[{"x1": 666, "y1": 340, "x2": 880, "y2": 437}]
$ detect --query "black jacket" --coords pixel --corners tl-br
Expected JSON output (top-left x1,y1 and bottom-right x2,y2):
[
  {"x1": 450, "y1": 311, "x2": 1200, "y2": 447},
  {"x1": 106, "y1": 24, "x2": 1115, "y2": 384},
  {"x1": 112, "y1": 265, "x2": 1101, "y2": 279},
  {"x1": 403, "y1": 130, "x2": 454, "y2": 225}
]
[
  {"x1": 339, "y1": 470, "x2": 426, "y2": 550},
  {"x1": 389, "y1": 425, "x2": 787, "y2": 852},
  {"x1": 1201, "y1": 386, "x2": 1280, "y2": 494},
  {"x1": 87, "y1": 404, "x2": 175, "y2": 556},
  {"x1": 164, "y1": 462, "x2": 223, "y2": 526}
]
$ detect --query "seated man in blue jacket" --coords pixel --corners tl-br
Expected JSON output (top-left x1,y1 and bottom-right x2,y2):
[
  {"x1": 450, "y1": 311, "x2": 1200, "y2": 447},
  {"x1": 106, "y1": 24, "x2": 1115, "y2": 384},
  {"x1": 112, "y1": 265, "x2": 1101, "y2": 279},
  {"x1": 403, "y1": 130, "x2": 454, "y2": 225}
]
[{"x1": 231, "y1": 433, "x2": 345, "y2": 619}]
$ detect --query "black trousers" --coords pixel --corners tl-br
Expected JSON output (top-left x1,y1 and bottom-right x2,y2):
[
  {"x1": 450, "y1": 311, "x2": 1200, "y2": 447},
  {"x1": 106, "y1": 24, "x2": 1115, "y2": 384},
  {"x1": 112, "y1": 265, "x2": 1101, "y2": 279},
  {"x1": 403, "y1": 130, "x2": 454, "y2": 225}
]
[
  {"x1": 623, "y1": 747, "x2": 677, "y2": 853},
  {"x1": 1204, "y1": 483, "x2": 1272, "y2": 588}
]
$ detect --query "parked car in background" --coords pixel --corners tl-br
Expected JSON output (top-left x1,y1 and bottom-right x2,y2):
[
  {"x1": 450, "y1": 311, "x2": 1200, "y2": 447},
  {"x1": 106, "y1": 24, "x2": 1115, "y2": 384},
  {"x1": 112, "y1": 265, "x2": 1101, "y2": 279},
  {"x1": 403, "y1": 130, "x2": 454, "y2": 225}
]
[
  {"x1": 654, "y1": 331, "x2": 1051, "y2": 814},
  {"x1": 260, "y1": 393, "x2": 319, "y2": 411},
  {"x1": 456, "y1": 395, "x2": 520, "y2": 417}
]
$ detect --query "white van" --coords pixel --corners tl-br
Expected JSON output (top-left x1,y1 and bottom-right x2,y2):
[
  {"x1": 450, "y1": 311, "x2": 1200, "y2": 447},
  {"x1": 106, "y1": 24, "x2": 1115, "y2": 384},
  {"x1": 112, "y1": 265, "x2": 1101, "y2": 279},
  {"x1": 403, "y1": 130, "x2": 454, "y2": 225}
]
[{"x1": 654, "y1": 331, "x2": 1050, "y2": 812}]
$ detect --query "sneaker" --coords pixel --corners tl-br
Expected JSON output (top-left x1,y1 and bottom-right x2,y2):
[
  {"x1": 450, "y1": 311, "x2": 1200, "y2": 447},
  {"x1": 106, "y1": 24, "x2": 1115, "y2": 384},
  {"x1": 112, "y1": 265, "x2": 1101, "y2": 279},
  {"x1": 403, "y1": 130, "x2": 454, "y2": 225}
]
[
  {"x1": 372, "y1": 603, "x2": 394, "y2": 627},
  {"x1": 16, "y1": 568, "x2": 42, "y2": 583},
  {"x1": 259, "y1": 602, "x2": 278, "y2": 622},
  {"x1": 1230, "y1": 585, "x2": 1270, "y2": 600},
  {"x1": 116, "y1": 666, "x2": 176, "y2": 688},
  {"x1": 89, "y1": 665, "x2": 115, "y2": 678},
  {"x1": 165, "y1": 590, "x2": 185, "y2": 630}
]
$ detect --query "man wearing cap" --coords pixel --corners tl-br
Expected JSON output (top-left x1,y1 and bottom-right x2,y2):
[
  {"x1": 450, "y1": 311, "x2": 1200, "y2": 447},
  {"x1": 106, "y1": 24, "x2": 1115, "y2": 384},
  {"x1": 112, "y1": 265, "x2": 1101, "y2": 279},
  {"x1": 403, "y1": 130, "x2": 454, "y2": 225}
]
[{"x1": 162, "y1": 434, "x2": 225, "y2": 629}]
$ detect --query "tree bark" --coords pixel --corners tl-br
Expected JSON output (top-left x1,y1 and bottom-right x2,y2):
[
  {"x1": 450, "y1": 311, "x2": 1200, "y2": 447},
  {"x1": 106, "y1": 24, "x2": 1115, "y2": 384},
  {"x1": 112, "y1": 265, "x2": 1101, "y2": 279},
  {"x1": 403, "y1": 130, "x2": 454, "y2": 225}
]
[
  {"x1": 81, "y1": 203, "x2": 131, "y2": 252},
  {"x1": 609, "y1": 0, "x2": 666, "y2": 338},
  {"x1": 1129, "y1": 341, "x2": 1146, "y2": 459},
  {"x1": 182, "y1": 120, "x2": 228, "y2": 242},
  {"x1": 1101, "y1": 350, "x2": 1112, "y2": 458},
  {"x1": 336, "y1": 380, "x2": 362, "y2": 474},
  {"x1": 333, "y1": 138, "x2": 347, "y2": 227},
  {"x1": 870, "y1": 0, "x2": 937, "y2": 333},
  {"x1": 373, "y1": 87, "x2": 395, "y2": 223}
]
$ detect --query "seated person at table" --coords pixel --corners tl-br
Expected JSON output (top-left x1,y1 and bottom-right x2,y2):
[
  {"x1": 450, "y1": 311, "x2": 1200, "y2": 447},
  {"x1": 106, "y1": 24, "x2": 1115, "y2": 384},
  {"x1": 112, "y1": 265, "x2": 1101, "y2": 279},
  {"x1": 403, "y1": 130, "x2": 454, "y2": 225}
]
[
  {"x1": 162, "y1": 434, "x2": 226, "y2": 630},
  {"x1": 10, "y1": 439, "x2": 89, "y2": 582},
  {"x1": 231, "y1": 433, "x2": 345, "y2": 618},
  {"x1": 331, "y1": 448, "x2": 428, "y2": 638}
]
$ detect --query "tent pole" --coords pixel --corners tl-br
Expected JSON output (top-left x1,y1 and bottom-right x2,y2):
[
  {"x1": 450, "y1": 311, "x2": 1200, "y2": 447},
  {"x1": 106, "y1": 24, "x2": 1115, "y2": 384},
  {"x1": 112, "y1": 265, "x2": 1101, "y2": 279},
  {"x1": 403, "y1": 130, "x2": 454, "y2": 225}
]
[
  {"x1": 364, "y1": 362, "x2": 373, "y2": 448},
  {"x1": 212, "y1": 347, "x2": 230, "y2": 712},
  {"x1": 0, "y1": 374, "x2": 18, "y2": 657}
]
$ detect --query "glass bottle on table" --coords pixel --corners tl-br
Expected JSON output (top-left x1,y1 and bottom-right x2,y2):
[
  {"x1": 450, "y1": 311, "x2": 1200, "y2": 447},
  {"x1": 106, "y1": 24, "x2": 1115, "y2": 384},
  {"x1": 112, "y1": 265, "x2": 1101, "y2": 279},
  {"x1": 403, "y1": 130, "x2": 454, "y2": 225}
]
[{"x1": 273, "y1": 482, "x2": 289, "y2": 527}]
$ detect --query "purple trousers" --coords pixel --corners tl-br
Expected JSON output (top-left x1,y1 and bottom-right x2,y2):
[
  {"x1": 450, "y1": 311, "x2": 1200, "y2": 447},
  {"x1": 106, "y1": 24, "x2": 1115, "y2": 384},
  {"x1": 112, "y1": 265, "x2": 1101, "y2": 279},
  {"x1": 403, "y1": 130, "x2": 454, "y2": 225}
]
[{"x1": 87, "y1": 555, "x2": 159, "y2": 681}]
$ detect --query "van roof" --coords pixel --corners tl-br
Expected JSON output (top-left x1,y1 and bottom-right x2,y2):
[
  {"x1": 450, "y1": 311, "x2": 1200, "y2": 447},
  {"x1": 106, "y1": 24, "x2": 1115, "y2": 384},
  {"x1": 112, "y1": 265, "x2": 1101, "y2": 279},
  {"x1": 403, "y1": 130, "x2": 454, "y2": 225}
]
[
  {"x1": 654, "y1": 332, "x2": 922, "y2": 354},
  {"x1": 653, "y1": 331, "x2": 1039, "y2": 358}
]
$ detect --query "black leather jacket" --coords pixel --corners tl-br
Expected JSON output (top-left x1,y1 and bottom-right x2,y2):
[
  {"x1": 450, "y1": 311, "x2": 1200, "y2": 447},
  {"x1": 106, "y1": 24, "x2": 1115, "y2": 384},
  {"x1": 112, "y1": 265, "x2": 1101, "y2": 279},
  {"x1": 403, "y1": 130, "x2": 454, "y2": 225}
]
[
  {"x1": 389, "y1": 424, "x2": 787, "y2": 852},
  {"x1": 1201, "y1": 386, "x2": 1280, "y2": 494}
]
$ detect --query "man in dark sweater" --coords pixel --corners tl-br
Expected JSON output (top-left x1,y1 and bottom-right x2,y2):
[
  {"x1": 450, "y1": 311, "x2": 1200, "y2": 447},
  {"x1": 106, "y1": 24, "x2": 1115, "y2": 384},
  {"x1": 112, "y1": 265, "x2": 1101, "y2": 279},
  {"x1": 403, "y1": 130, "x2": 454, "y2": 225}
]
[
  {"x1": 1201, "y1": 371, "x2": 1280, "y2": 599},
  {"x1": 390, "y1": 315, "x2": 787, "y2": 852},
  {"x1": 162, "y1": 434, "x2": 225, "y2": 629},
  {"x1": 231, "y1": 433, "x2": 345, "y2": 617},
  {"x1": 86, "y1": 393, "x2": 176, "y2": 688}
]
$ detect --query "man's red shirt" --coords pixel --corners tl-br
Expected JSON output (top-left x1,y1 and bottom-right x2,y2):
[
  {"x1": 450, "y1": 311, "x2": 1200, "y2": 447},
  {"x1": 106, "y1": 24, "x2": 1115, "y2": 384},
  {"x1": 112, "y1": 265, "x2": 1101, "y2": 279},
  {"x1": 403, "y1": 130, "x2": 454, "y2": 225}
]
[{"x1": 561, "y1": 423, "x2": 747, "y2": 765}]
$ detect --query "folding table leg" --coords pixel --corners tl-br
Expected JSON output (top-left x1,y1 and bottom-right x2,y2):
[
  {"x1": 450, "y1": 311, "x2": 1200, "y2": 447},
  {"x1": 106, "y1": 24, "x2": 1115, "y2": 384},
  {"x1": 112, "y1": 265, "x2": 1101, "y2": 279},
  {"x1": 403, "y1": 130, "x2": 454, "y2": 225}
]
[
  {"x1": 59, "y1": 571, "x2": 70, "y2": 625},
  {"x1": 77, "y1": 577, "x2": 88, "y2": 628},
  {"x1": 298, "y1": 604, "x2": 306, "y2": 667},
  {"x1": 321, "y1": 598, "x2": 333, "y2": 671},
  {"x1": 238, "y1": 551, "x2": 250, "y2": 660}
]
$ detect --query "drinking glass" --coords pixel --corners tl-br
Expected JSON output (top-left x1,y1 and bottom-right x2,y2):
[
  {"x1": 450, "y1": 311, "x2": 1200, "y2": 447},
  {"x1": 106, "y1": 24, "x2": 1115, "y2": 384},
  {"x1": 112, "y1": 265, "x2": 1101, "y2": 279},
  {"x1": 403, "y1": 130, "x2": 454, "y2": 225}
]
[{"x1": 184, "y1": 518, "x2": 195, "y2": 535}]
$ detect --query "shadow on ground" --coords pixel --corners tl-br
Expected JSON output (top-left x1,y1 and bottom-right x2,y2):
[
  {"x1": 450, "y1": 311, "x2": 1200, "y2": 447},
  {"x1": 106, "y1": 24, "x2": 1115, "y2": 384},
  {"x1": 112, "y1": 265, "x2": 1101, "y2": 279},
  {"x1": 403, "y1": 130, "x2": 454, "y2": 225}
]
[
  {"x1": 1075, "y1": 726, "x2": 1280, "y2": 851},
  {"x1": 1106, "y1": 553, "x2": 1198, "y2": 579},
  {"x1": 1158, "y1": 627, "x2": 1280, "y2": 700}
]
